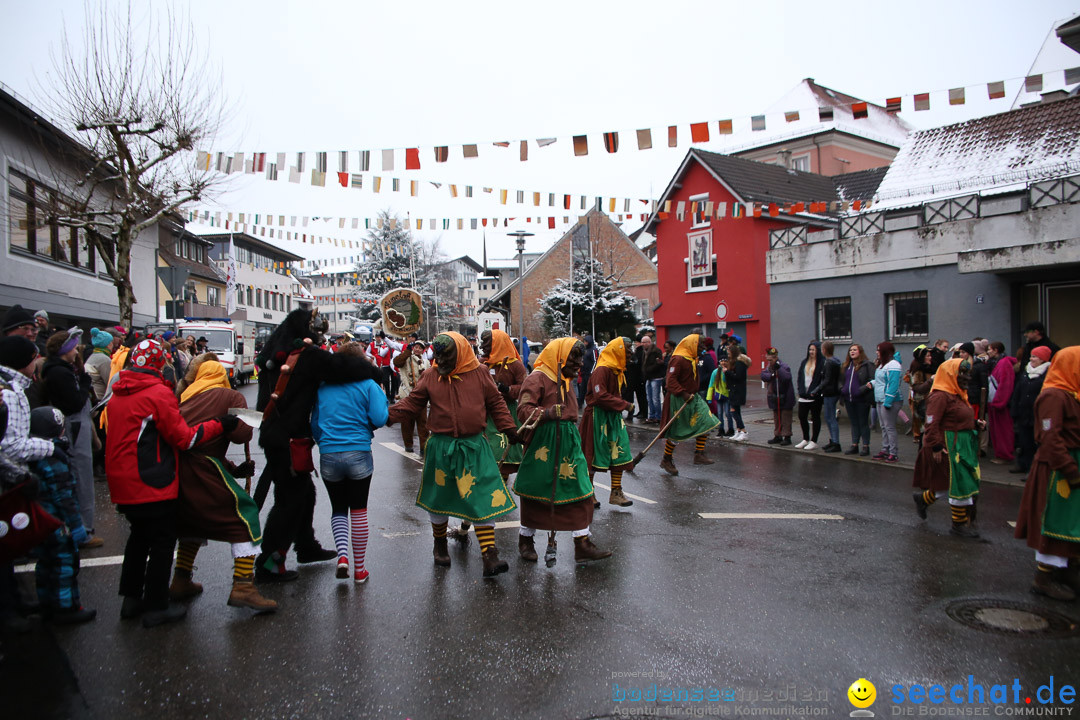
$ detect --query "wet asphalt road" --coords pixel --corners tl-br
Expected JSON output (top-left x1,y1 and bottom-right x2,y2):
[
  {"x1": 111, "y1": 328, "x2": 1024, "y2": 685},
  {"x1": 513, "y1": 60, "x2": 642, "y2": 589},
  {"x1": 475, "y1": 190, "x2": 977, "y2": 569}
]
[{"x1": 5, "y1": 383, "x2": 1079, "y2": 720}]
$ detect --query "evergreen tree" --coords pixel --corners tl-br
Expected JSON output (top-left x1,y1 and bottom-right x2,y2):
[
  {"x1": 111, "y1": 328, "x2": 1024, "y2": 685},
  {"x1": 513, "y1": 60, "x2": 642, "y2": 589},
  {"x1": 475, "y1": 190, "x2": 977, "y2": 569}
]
[{"x1": 538, "y1": 258, "x2": 640, "y2": 339}]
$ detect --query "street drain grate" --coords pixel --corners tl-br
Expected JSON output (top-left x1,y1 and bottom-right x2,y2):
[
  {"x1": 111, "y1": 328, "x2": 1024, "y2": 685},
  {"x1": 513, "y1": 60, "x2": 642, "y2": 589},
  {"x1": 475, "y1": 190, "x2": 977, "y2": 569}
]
[{"x1": 945, "y1": 599, "x2": 1080, "y2": 638}]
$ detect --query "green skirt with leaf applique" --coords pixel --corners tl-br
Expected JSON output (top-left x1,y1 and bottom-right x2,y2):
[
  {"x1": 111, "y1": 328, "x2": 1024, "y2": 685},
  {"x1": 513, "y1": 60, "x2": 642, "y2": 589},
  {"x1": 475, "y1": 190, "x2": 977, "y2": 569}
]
[
  {"x1": 416, "y1": 433, "x2": 516, "y2": 523},
  {"x1": 513, "y1": 420, "x2": 594, "y2": 505}
]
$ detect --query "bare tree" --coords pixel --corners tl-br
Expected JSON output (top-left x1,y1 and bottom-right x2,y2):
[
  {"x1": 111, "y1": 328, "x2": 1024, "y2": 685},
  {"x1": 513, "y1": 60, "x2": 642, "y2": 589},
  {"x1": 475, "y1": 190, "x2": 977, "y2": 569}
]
[{"x1": 41, "y1": 1, "x2": 228, "y2": 327}]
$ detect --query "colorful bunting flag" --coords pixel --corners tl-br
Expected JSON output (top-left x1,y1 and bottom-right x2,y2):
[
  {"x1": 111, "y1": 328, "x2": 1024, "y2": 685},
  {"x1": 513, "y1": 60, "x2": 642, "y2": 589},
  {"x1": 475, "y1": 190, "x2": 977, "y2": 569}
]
[
  {"x1": 406, "y1": 148, "x2": 421, "y2": 170},
  {"x1": 463, "y1": 144, "x2": 478, "y2": 158},
  {"x1": 1025, "y1": 74, "x2": 1043, "y2": 93},
  {"x1": 885, "y1": 97, "x2": 901, "y2": 114},
  {"x1": 949, "y1": 87, "x2": 965, "y2": 105},
  {"x1": 1067, "y1": 67, "x2": 1080, "y2": 86},
  {"x1": 851, "y1": 102, "x2": 868, "y2": 119},
  {"x1": 519, "y1": 140, "x2": 528, "y2": 161},
  {"x1": 784, "y1": 111, "x2": 800, "y2": 123},
  {"x1": 690, "y1": 122, "x2": 710, "y2": 142},
  {"x1": 337, "y1": 172, "x2": 348, "y2": 187},
  {"x1": 351, "y1": 173, "x2": 363, "y2": 188},
  {"x1": 914, "y1": 92, "x2": 930, "y2": 111},
  {"x1": 818, "y1": 107, "x2": 834, "y2": 122},
  {"x1": 382, "y1": 149, "x2": 394, "y2": 171},
  {"x1": 751, "y1": 115, "x2": 765, "y2": 131},
  {"x1": 537, "y1": 138, "x2": 557, "y2": 147},
  {"x1": 435, "y1": 146, "x2": 449, "y2": 163},
  {"x1": 573, "y1": 135, "x2": 589, "y2": 156},
  {"x1": 358, "y1": 150, "x2": 370, "y2": 172},
  {"x1": 604, "y1": 132, "x2": 619, "y2": 153},
  {"x1": 667, "y1": 126, "x2": 677, "y2": 147},
  {"x1": 987, "y1": 81, "x2": 1006, "y2": 99},
  {"x1": 637, "y1": 129, "x2": 652, "y2": 150},
  {"x1": 717, "y1": 119, "x2": 733, "y2": 135}
]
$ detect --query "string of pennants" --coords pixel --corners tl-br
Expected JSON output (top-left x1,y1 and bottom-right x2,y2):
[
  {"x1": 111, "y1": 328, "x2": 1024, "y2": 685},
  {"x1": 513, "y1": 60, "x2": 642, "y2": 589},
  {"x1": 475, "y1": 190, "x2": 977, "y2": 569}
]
[{"x1": 195, "y1": 67, "x2": 1080, "y2": 176}]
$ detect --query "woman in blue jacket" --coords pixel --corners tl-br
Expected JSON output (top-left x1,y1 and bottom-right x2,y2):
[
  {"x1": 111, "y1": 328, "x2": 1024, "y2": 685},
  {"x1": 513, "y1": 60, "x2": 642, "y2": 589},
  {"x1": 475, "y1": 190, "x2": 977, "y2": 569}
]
[
  {"x1": 312, "y1": 342, "x2": 390, "y2": 584},
  {"x1": 869, "y1": 342, "x2": 903, "y2": 462}
]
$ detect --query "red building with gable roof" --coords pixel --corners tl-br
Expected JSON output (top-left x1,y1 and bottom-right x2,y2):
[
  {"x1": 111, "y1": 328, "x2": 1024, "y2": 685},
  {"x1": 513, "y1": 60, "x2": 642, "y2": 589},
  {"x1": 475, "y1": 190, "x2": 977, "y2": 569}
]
[{"x1": 644, "y1": 148, "x2": 885, "y2": 368}]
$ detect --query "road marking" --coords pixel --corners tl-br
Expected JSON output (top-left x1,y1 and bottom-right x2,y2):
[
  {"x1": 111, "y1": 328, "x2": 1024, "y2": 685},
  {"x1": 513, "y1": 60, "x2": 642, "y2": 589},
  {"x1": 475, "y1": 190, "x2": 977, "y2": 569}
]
[
  {"x1": 698, "y1": 513, "x2": 843, "y2": 520},
  {"x1": 592, "y1": 481, "x2": 657, "y2": 505},
  {"x1": 16, "y1": 554, "x2": 128, "y2": 573},
  {"x1": 381, "y1": 441, "x2": 423, "y2": 464}
]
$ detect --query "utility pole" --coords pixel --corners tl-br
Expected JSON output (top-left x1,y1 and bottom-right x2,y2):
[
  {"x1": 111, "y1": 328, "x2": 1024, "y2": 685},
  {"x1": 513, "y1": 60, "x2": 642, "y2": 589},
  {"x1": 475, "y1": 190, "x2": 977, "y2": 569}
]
[{"x1": 508, "y1": 230, "x2": 534, "y2": 341}]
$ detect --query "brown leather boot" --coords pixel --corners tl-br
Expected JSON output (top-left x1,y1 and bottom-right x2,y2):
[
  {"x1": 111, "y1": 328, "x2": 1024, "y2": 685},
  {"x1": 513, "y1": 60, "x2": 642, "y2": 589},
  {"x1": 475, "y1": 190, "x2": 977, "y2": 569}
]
[
  {"x1": 433, "y1": 537, "x2": 451, "y2": 567},
  {"x1": 482, "y1": 546, "x2": 509, "y2": 577},
  {"x1": 573, "y1": 535, "x2": 612, "y2": 563},
  {"x1": 227, "y1": 580, "x2": 279, "y2": 613},
  {"x1": 518, "y1": 535, "x2": 538, "y2": 562},
  {"x1": 608, "y1": 488, "x2": 633, "y2": 507},
  {"x1": 1032, "y1": 568, "x2": 1076, "y2": 601},
  {"x1": 659, "y1": 456, "x2": 678, "y2": 476},
  {"x1": 693, "y1": 452, "x2": 714, "y2": 465},
  {"x1": 169, "y1": 569, "x2": 203, "y2": 600}
]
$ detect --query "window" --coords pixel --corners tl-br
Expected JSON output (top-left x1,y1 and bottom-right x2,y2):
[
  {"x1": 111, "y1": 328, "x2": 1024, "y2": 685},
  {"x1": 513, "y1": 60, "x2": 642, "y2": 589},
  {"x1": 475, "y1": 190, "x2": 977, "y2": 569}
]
[
  {"x1": 888, "y1": 291, "x2": 929, "y2": 340},
  {"x1": 256, "y1": 289, "x2": 262, "y2": 308},
  {"x1": 7, "y1": 168, "x2": 91, "y2": 271},
  {"x1": 816, "y1": 297, "x2": 852, "y2": 341},
  {"x1": 792, "y1": 155, "x2": 811, "y2": 172},
  {"x1": 689, "y1": 193, "x2": 710, "y2": 229},
  {"x1": 246, "y1": 287, "x2": 253, "y2": 306},
  {"x1": 207, "y1": 286, "x2": 220, "y2": 307},
  {"x1": 686, "y1": 230, "x2": 717, "y2": 290}
]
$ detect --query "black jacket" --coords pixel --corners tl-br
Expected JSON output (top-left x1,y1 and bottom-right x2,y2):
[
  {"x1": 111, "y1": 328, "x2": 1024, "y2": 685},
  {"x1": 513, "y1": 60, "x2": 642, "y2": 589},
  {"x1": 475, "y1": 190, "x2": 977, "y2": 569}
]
[
  {"x1": 698, "y1": 351, "x2": 717, "y2": 393},
  {"x1": 643, "y1": 347, "x2": 665, "y2": 380},
  {"x1": 1010, "y1": 366, "x2": 1046, "y2": 427},
  {"x1": 968, "y1": 358, "x2": 989, "y2": 411},
  {"x1": 796, "y1": 344, "x2": 825, "y2": 400},
  {"x1": 820, "y1": 356, "x2": 842, "y2": 398},
  {"x1": 723, "y1": 355, "x2": 750, "y2": 407},
  {"x1": 41, "y1": 357, "x2": 91, "y2": 417}
]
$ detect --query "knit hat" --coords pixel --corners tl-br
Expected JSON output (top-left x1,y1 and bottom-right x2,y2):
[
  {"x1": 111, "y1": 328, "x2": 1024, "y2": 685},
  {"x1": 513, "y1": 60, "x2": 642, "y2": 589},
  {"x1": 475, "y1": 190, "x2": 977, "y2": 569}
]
[
  {"x1": 959, "y1": 342, "x2": 976, "y2": 357},
  {"x1": 2, "y1": 305, "x2": 35, "y2": 333},
  {"x1": 130, "y1": 338, "x2": 167, "y2": 373},
  {"x1": 1031, "y1": 346, "x2": 1052, "y2": 363},
  {"x1": 973, "y1": 339, "x2": 989, "y2": 356},
  {"x1": 91, "y1": 328, "x2": 112, "y2": 349},
  {"x1": 0, "y1": 336, "x2": 39, "y2": 370},
  {"x1": 34, "y1": 310, "x2": 49, "y2": 322},
  {"x1": 162, "y1": 331, "x2": 176, "y2": 341}
]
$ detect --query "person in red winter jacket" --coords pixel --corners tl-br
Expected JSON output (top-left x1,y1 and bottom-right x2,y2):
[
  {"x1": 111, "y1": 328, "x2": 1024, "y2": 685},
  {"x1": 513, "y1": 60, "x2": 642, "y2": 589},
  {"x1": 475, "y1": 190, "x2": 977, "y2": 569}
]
[{"x1": 105, "y1": 339, "x2": 239, "y2": 628}]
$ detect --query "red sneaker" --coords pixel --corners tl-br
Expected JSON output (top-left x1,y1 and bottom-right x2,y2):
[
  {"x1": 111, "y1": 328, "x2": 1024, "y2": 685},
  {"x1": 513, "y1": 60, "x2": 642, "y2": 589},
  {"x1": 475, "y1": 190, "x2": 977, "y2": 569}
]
[
  {"x1": 336, "y1": 557, "x2": 349, "y2": 579},
  {"x1": 354, "y1": 569, "x2": 369, "y2": 585}
]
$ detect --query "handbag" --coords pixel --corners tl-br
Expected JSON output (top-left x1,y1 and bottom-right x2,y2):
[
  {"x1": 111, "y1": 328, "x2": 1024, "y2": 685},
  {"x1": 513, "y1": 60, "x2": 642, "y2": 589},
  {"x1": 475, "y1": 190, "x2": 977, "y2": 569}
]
[
  {"x1": 289, "y1": 437, "x2": 316, "y2": 474},
  {"x1": 0, "y1": 483, "x2": 63, "y2": 564}
]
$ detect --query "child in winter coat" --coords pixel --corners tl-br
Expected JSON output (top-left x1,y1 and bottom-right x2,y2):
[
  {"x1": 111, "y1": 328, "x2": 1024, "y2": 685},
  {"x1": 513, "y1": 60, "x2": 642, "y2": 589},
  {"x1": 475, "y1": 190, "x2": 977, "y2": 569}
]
[
  {"x1": 706, "y1": 363, "x2": 732, "y2": 437},
  {"x1": 29, "y1": 406, "x2": 95, "y2": 624},
  {"x1": 105, "y1": 339, "x2": 237, "y2": 628}
]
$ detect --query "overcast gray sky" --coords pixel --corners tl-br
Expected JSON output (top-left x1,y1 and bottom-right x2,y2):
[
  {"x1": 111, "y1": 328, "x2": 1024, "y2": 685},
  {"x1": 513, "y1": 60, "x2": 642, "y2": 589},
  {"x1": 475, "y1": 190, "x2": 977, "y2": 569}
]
[{"x1": 3, "y1": 0, "x2": 1078, "y2": 266}]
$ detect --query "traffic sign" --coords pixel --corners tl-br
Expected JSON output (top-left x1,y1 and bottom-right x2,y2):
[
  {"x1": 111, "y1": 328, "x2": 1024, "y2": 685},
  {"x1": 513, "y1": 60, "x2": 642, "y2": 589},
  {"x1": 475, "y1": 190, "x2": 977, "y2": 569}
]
[
  {"x1": 716, "y1": 321, "x2": 727, "y2": 330},
  {"x1": 715, "y1": 302, "x2": 728, "y2": 321}
]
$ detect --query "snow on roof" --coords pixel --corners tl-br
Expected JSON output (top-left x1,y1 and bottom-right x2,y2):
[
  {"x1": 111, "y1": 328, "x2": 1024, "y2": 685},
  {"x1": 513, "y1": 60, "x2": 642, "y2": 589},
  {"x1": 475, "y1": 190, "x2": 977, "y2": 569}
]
[
  {"x1": 872, "y1": 95, "x2": 1080, "y2": 210},
  {"x1": 1012, "y1": 14, "x2": 1080, "y2": 109},
  {"x1": 713, "y1": 79, "x2": 913, "y2": 154}
]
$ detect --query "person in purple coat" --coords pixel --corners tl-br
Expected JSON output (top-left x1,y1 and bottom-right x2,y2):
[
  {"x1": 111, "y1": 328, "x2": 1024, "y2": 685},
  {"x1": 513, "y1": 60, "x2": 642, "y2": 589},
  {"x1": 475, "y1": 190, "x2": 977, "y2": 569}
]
[{"x1": 761, "y1": 347, "x2": 795, "y2": 446}]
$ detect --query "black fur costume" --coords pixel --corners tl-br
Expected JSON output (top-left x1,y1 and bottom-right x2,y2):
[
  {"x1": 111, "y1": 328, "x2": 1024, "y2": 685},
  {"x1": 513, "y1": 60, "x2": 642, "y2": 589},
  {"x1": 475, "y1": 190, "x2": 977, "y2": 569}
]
[{"x1": 254, "y1": 309, "x2": 379, "y2": 573}]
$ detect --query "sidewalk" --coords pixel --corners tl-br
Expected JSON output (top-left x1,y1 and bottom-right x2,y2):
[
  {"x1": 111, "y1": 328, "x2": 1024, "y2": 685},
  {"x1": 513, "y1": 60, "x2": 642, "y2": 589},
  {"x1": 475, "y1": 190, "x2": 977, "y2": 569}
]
[{"x1": 623, "y1": 379, "x2": 1025, "y2": 489}]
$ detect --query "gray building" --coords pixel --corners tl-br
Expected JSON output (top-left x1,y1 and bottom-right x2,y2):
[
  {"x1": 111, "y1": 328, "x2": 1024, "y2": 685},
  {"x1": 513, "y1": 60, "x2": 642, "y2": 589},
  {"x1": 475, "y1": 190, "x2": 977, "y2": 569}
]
[{"x1": 767, "y1": 95, "x2": 1080, "y2": 362}]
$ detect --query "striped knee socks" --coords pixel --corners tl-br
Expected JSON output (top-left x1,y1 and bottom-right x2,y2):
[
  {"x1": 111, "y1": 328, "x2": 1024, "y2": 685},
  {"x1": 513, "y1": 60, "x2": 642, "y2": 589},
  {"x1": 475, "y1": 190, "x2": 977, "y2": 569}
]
[
  {"x1": 331, "y1": 513, "x2": 349, "y2": 561},
  {"x1": 475, "y1": 525, "x2": 495, "y2": 554},
  {"x1": 233, "y1": 555, "x2": 255, "y2": 581},
  {"x1": 951, "y1": 505, "x2": 968, "y2": 525},
  {"x1": 922, "y1": 490, "x2": 938, "y2": 506},
  {"x1": 611, "y1": 468, "x2": 623, "y2": 492},
  {"x1": 695, "y1": 436, "x2": 706, "y2": 453},
  {"x1": 176, "y1": 540, "x2": 200, "y2": 574},
  {"x1": 351, "y1": 509, "x2": 368, "y2": 573},
  {"x1": 431, "y1": 520, "x2": 448, "y2": 539},
  {"x1": 664, "y1": 440, "x2": 676, "y2": 459}
]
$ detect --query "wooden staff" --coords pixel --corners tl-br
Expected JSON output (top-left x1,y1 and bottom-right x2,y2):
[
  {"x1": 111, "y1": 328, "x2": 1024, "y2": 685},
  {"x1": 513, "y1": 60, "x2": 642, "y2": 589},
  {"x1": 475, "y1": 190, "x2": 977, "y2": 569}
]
[
  {"x1": 628, "y1": 397, "x2": 692, "y2": 471},
  {"x1": 243, "y1": 442, "x2": 252, "y2": 494},
  {"x1": 499, "y1": 408, "x2": 542, "y2": 465}
]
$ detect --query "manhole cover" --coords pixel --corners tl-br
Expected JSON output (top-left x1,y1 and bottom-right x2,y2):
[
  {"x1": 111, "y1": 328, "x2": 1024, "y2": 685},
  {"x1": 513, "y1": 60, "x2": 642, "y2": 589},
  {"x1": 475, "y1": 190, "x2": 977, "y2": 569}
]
[{"x1": 945, "y1": 599, "x2": 1079, "y2": 638}]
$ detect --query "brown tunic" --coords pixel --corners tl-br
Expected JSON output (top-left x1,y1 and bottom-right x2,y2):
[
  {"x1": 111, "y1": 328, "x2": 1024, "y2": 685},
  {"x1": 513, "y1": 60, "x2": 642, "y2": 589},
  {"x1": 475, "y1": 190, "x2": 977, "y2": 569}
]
[
  {"x1": 579, "y1": 366, "x2": 631, "y2": 469},
  {"x1": 388, "y1": 366, "x2": 515, "y2": 437},
  {"x1": 1015, "y1": 388, "x2": 1080, "y2": 557},
  {"x1": 488, "y1": 359, "x2": 527, "y2": 406},
  {"x1": 516, "y1": 371, "x2": 593, "y2": 531},
  {"x1": 177, "y1": 387, "x2": 256, "y2": 543},
  {"x1": 913, "y1": 391, "x2": 975, "y2": 493},
  {"x1": 660, "y1": 355, "x2": 697, "y2": 426}
]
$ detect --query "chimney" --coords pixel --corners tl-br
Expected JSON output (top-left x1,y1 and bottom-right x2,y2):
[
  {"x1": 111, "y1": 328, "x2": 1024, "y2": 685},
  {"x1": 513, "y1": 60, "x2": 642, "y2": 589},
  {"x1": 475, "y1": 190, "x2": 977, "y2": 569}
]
[{"x1": 777, "y1": 148, "x2": 793, "y2": 171}]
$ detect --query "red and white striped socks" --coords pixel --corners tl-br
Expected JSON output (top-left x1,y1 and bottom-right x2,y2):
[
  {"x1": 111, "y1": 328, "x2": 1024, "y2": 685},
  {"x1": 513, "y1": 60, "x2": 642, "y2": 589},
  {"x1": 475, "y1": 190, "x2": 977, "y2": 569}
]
[{"x1": 350, "y1": 509, "x2": 369, "y2": 574}]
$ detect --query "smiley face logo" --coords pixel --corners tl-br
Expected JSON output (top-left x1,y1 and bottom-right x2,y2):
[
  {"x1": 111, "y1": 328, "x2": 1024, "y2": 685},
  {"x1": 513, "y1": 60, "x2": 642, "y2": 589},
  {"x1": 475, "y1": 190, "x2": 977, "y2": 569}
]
[{"x1": 847, "y1": 678, "x2": 876, "y2": 709}]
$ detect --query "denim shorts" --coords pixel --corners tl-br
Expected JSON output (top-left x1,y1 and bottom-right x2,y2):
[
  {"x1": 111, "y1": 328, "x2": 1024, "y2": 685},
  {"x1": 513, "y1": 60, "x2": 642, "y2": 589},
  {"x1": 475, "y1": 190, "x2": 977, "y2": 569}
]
[{"x1": 320, "y1": 450, "x2": 374, "y2": 482}]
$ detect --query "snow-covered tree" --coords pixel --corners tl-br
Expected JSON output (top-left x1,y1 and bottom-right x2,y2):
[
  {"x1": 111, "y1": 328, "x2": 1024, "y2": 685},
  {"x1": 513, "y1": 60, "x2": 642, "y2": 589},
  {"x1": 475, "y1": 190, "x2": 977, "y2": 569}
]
[{"x1": 538, "y1": 258, "x2": 640, "y2": 340}]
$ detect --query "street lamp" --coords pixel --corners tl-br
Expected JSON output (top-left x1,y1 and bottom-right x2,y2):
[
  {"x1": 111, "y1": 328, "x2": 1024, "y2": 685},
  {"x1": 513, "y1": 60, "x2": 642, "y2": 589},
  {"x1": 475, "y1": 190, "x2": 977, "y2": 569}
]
[{"x1": 507, "y1": 230, "x2": 534, "y2": 340}]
